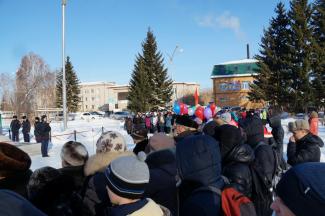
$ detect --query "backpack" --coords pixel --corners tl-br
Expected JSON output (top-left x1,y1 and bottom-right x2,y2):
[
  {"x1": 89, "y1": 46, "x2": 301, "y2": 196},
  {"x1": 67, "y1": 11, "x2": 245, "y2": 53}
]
[
  {"x1": 250, "y1": 142, "x2": 282, "y2": 216},
  {"x1": 193, "y1": 186, "x2": 256, "y2": 216}
]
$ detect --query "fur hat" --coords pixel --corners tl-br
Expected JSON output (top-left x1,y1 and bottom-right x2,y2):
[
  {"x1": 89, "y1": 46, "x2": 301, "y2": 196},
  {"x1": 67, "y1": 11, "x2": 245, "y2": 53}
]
[
  {"x1": 175, "y1": 115, "x2": 198, "y2": 129},
  {"x1": 104, "y1": 152, "x2": 149, "y2": 199},
  {"x1": 96, "y1": 131, "x2": 126, "y2": 154},
  {"x1": 276, "y1": 162, "x2": 325, "y2": 216},
  {"x1": 0, "y1": 142, "x2": 31, "y2": 177},
  {"x1": 214, "y1": 125, "x2": 243, "y2": 159},
  {"x1": 148, "y1": 133, "x2": 175, "y2": 152},
  {"x1": 13, "y1": 115, "x2": 17, "y2": 119},
  {"x1": 288, "y1": 119, "x2": 310, "y2": 132},
  {"x1": 131, "y1": 128, "x2": 148, "y2": 141},
  {"x1": 60, "y1": 141, "x2": 89, "y2": 167}
]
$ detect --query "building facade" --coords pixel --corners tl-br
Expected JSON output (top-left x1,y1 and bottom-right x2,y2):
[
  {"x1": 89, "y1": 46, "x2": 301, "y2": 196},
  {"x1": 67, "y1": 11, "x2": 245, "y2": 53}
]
[
  {"x1": 79, "y1": 82, "x2": 129, "y2": 112},
  {"x1": 211, "y1": 59, "x2": 264, "y2": 109},
  {"x1": 172, "y1": 82, "x2": 200, "y2": 102}
]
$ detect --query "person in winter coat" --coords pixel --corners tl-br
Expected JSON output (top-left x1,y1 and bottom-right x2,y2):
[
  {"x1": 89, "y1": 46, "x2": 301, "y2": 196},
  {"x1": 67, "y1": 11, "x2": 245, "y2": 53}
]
[
  {"x1": 219, "y1": 112, "x2": 238, "y2": 127},
  {"x1": 271, "y1": 162, "x2": 325, "y2": 216},
  {"x1": 22, "y1": 116, "x2": 31, "y2": 143},
  {"x1": 10, "y1": 115, "x2": 21, "y2": 142},
  {"x1": 309, "y1": 111, "x2": 319, "y2": 136},
  {"x1": 214, "y1": 125, "x2": 255, "y2": 198},
  {"x1": 27, "y1": 166, "x2": 77, "y2": 216},
  {"x1": 165, "y1": 113, "x2": 172, "y2": 134},
  {"x1": 81, "y1": 131, "x2": 133, "y2": 216},
  {"x1": 145, "y1": 114, "x2": 151, "y2": 131},
  {"x1": 173, "y1": 115, "x2": 200, "y2": 143},
  {"x1": 239, "y1": 111, "x2": 264, "y2": 148},
  {"x1": 59, "y1": 141, "x2": 89, "y2": 191},
  {"x1": 124, "y1": 117, "x2": 133, "y2": 135},
  {"x1": 103, "y1": 152, "x2": 171, "y2": 216},
  {"x1": 158, "y1": 112, "x2": 165, "y2": 133},
  {"x1": 268, "y1": 114, "x2": 284, "y2": 157},
  {"x1": 287, "y1": 119, "x2": 324, "y2": 166},
  {"x1": 39, "y1": 115, "x2": 51, "y2": 157},
  {"x1": 131, "y1": 128, "x2": 149, "y2": 154},
  {"x1": 0, "y1": 142, "x2": 32, "y2": 198},
  {"x1": 176, "y1": 135, "x2": 224, "y2": 216},
  {"x1": 151, "y1": 113, "x2": 158, "y2": 133},
  {"x1": 144, "y1": 133, "x2": 177, "y2": 215},
  {"x1": 34, "y1": 117, "x2": 42, "y2": 143},
  {"x1": 0, "y1": 190, "x2": 46, "y2": 216}
]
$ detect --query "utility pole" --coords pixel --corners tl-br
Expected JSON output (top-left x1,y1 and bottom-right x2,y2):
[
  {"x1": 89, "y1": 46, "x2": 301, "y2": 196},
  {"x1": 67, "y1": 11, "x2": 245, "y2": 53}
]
[
  {"x1": 168, "y1": 45, "x2": 183, "y2": 102},
  {"x1": 62, "y1": 0, "x2": 67, "y2": 130}
]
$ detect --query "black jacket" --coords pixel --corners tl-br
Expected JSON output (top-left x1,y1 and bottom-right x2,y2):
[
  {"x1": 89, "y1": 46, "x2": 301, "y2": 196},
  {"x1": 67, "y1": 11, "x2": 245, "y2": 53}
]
[
  {"x1": 59, "y1": 165, "x2": 86, "y2": 192},
  {"x1": 239, "y1": 115, "x2": 264, "y2": 148},
  {"x1": 22, "y1": 120, "x2": 31, "y2": 133},
  {"x1": 174, "y1": 130, "x2": 200, "y2": 143},
  {"x1": 0, "y1": 170, "x2": 32, "y2": 198},
  {"x1": 222, "y1": 144, "x2": 254, "y2": 198},
  {"x1": 39, "y1": 121, "x2": 51, "y2": 141},
  {"x1": 203, "y1": 120, "x2": 219, "y2": 137},
  {"x1": 133, "y1": 139, "x2": 149, "y2": 155},
  {"x1": 177, "y1": 135, "x2": 224, "y2": 216},
  {"x1": 10, "y1": 119, "x2": 21, "y2": 132},
  {"x1": 287, "y1": 133, "x2": 324, "y2": 166},
  {"x1": 145, "y1": 148, "x2": 177, "y2": 215},
  {"x1": 268, "y1": 115, "x2": 284, "y2": 156}
]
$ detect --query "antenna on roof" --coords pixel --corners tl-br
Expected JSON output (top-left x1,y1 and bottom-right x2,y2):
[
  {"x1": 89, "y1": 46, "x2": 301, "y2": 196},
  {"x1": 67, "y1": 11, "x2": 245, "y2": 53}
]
[{"x1": 246, "y1": 44, "x2": 250, "y2": 59}]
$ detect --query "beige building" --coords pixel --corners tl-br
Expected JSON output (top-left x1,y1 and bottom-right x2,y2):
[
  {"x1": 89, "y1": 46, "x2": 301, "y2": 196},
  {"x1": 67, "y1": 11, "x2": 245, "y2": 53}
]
[
  {"x1": 172, "y1": 82, "x2": 200, "y2": 102},
  {"x1": 79, "y1": 81, "x2": 200, "y2": 111},
  {"x1": 79, "y1": 82, "x2": 129, "y2": 112}
]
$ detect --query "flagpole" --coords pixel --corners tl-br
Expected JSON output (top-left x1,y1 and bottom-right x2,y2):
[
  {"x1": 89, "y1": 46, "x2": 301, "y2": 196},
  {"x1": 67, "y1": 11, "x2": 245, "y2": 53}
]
[{"x1": 62, "y1": 0, "x2": 67, "y2": 130}]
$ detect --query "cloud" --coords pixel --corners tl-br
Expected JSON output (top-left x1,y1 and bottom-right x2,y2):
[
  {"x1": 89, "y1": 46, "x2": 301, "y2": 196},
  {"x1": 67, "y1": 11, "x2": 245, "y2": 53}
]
[{"x1": 196, "y1": 11, "x2": 245, "y2": 39}]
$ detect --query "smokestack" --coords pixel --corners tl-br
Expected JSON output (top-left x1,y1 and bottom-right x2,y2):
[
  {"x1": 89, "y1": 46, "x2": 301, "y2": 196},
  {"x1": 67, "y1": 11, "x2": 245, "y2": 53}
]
[{"x1": 246, "y1": 44, "x2": 250, "y2": 59}]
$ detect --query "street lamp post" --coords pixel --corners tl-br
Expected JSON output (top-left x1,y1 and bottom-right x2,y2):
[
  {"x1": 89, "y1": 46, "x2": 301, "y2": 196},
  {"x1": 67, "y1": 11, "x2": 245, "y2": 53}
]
[
  {"x1": 168, "y1": 45, "x2": 183, "y2": 102},
  {"x1": 62, "y1": 0, "x2": 67, "y2": 130}
]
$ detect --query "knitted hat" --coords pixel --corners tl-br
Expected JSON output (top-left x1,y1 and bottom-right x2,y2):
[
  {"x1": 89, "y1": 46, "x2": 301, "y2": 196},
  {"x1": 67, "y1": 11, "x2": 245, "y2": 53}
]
[
  {"x1": 276, "y1": 162, "x2": 325, "y2": 216},
  {"x1": 131, "y1": 128, "x2": 148, "y2": 141},
  {"x1": 175, "y1": 115, "x2": 198, "y2": 129},
  {"x1": 0, "y1": 142, "x2": 31, "y2": 177},
  {"x1": 220, "y1": 112, "x2": 232, "y2": 124},
  {"x1": 213, "y1": 125, "x2": 243, "y2": 159},
  {"x1": 60, "y1": 141, "x2": 89, "y2": 167},
  {"x1": 148, "y1": 133, "x2": 175, "y2": 151},
  {"x1": 104, "y1": 152, "x2": 149, "y2": 199},
  {"x1": 96, "y1": 131, "x2": 126, "y2": 154},
  {"x1": 288, "y1": 119, "x2": 310, "y2": 132}
]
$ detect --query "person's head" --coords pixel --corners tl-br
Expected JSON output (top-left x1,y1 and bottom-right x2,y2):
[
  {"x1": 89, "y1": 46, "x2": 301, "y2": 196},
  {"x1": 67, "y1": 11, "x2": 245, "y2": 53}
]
[
  {"x1": 147, "y1": 133, "x2": 175, "y2": 153},
  {"x1": 310, "y1": 111, "x2": 318, "y2": 119},
  {"x1": 213, "y1": 125, "x2": 243, "y2": 160},
  {"x1": 131, "y1": 128, "x2": 148, "y2": 144},
  {"x1": 35, "y1": 117, "x2": 40, "y2": 123},
  {"x1": 0, "y1": 142, "x2": 31, "y2": 179},
  {"x1": 96, "y1": 131, "x2": 126, "y2": 154},
  {"x1": 220, "y1": 112, "x2": 232, "y2": 124},
  {"x1": 22, "y1": 116, "x2": 27, "y2": 121},
  {"x1": 41, "y1": 115, "x2": 47, "y2": 122},
  {"x1": 288, "y1": 120, "x2": 310, "y2": 141},
  {"x1": 104, "y1": 152, "x2": 149, "y2": 205},
  {"x1": 176, "y1": 135, "x2": 223, "y2": 187},
  {"x1": 60, "y1": 141, "x2": 89, "y2": 168},
  {"x1": 271, "y1": 162, "x2": 325, "y2": 216},
  {"x1": 174, "y1": 115, "x2": 198, "y2": 136},
  {"x1": 12, "y1": 115, "x2": 17, "y2": 120}
]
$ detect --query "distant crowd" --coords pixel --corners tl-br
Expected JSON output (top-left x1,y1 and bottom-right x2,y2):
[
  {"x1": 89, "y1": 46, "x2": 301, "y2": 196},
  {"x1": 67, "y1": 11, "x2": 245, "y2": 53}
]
[{"x1": 1, "y1": 107, "x2": 325, "y2": 216}]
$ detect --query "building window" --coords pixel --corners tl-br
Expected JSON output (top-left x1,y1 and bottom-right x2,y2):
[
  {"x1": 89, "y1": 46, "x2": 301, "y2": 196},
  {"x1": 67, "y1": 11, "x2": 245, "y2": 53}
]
[
  {"x1": 85, "y1": 105, "x2": 88, "y2": 109},
  {"x1": 91, "y1": 89, "x2": 94, "y2": 93},
  {"x1": 115, "y1": 104, "x2": 118, "y2": 109},
  {"x1": 242, "y1": 81, "x2": 250, "y2": 90},
  {"x1": 219, "y1": 97, "x2": 228, "y2": 102},
  {"x1": 219, "y1": 83, "x2": 228, "y2": 91},
  {"x1": 118, "y1": 92, "x2": 128, "y2": 100},
  {"x1": 92, "y1": 105, "x2": 95, "y2": 109},
  {"x1": 85, "y1": 97, "x2": 87, "y2": 101},
  {"x1": 92, "y1": 97, "x2": 95, "y2": 101}
]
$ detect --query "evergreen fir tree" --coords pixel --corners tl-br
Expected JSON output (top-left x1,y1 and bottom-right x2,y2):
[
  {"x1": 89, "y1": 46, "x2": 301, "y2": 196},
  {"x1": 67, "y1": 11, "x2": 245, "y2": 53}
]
[
  {"x1": 56, "y1": 56, "x2": 81, "y2": 112},
  {"x1": 128, "y1": 29, "x2": 173, "y2": 112},
  {"x1": 311, "y1": 0, "x2": 325, "y2": 108},
  {"x1": 288, "y1": 0, "x2": 314, "y2": 112},
  {"x1": 249, "y1": 2, "x2": 292, "y2": 108}
]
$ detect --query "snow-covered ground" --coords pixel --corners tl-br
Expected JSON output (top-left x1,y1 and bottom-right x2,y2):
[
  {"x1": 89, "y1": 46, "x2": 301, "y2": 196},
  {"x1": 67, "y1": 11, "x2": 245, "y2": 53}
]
[{"x1": 2, "y1": 117, "x2": 325, "y2": 171}]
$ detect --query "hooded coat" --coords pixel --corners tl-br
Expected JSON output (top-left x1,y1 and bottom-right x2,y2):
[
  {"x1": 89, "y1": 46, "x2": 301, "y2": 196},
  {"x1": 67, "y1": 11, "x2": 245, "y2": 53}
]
[
  {"x1": 239, "y1": 114, "x2": 264, "y2": 148},
  {"x1": 287, "y1": 133, "x2": 324, "y2": 166},
  {"x1": 176, "y1": 135, "x2": 224, "y2": 216},
  {"x1": 268, "y1": 114, "x2": 284, "y2": 156},
  {"x1": 144, "y1": 148, "x2": 177, "y2": 215}
]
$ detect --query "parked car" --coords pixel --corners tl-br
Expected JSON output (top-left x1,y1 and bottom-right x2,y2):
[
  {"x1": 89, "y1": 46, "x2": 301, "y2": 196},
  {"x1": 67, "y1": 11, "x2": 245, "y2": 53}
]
[
  {"x1": 81, "y1": 112, "x2": 101, "y2": 120},
  {"x1": 90, "y1": 111, "x2": 104, "y2": 117},
  {"x1": 110, "y1": 111, "x2": 131, "y2": 120}
]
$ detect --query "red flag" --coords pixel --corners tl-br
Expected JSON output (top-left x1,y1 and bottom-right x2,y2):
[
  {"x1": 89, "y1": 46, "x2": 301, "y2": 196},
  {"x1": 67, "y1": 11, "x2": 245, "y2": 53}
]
[{"x1": 194, "y1": 88, "x2": 199, "y2": 105}]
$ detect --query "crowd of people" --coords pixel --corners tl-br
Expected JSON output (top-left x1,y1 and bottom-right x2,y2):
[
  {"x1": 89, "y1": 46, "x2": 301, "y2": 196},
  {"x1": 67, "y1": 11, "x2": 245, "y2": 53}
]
[
  {"x1": 10, "y1": 115, "x2": 51, "y2": 157},
  {"x1": 1, "y1": 108, "x2": 325, "y2": 216}
]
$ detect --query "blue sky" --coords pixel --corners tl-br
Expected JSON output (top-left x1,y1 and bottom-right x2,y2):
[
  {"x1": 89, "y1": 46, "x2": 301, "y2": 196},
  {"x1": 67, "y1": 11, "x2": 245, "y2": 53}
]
[{"x1": 0, "y1": 0, "x2": 291, "y2": 88}]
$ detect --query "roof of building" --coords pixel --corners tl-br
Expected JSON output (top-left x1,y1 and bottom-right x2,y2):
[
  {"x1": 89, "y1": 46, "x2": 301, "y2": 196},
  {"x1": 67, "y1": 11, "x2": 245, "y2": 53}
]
[
  {"x1": 79, "y1": 81, "x2": 116, "y2": 86},
  {"x1": 173, "y1": 82, "x2": 200, "y2": 85},
  {"x1": 211, "y1": 59, "x2": 259, "y2": 78}
]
